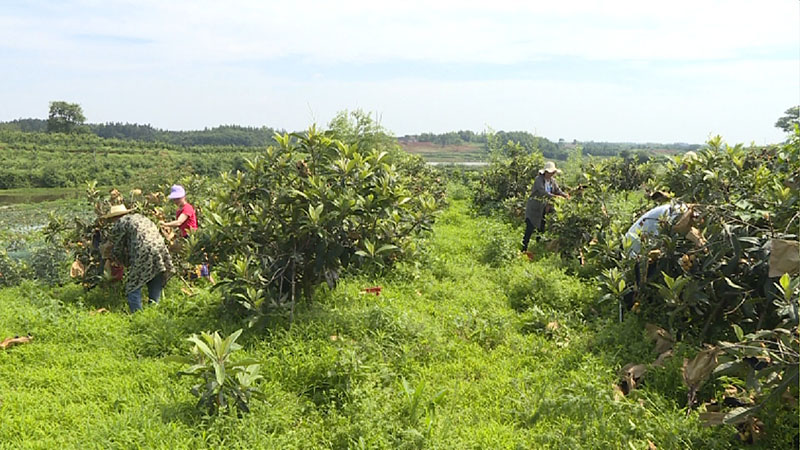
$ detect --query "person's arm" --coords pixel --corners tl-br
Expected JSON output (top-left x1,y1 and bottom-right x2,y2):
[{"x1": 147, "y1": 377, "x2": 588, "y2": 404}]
[
  {"x1": 552, "y1": 179, "x2": 570, "y2": 199},
  {"x1": 161, "y1": 213, "x2": 188, "y2": 228}
]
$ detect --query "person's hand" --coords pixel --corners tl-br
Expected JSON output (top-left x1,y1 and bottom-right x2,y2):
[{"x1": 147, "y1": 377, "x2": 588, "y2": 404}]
[{"x1": 564, "y1": 193, "x2": 571, "y2": 200}]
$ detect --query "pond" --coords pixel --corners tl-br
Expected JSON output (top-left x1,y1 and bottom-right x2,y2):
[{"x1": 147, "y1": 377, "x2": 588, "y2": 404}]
[{"x1": 0, "y1": 188, "x2": 83, "y2": 206}]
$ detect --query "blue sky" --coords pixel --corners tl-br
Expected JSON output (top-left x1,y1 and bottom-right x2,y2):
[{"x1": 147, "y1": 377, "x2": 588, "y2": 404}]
[{"x1": 1, "y1": 0, "x2": 798, "y2": 143}]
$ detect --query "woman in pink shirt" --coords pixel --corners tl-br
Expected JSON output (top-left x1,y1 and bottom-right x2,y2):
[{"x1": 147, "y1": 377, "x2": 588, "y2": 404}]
[
  {"x1": 160, "y1": 184, "x2": 197, "y2": 237},
  {"x1": 160, "y1": 184, "x2": 214, "y2": 282}
]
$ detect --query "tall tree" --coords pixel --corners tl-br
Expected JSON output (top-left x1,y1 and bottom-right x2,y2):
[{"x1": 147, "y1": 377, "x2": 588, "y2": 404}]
[
  {"x1": 47, "y1": 101, "x2": 86, "y2": 133},
  {"x1": 775, "y1": 105, "x2": 799, "y2": 134}
]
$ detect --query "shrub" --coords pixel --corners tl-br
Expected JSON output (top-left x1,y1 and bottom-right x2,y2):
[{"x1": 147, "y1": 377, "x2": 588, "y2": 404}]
[
  {"x1": 472, "y1": 139, "x2": 544, "y2": 219},
  {"x1": 29, "y1": 245, "x2": 68, "y2": 286},
  {"x1": 581, "y1": 154, "x2": 655, "y2": 192},
  {"x1": 167, "y1": 329, "x2": 265, "y2": 416},
  {"x1": 200, "y1": 127, "x2": 439, "y2": 318},
  {"x1": 47, "y1": 177, "x2": 216, "y2": 290},
  {"x1": 0, "y1": 250, "x2": 25, "y2": 286},
  {"x1": 592, "y1": 134, "x2": 800, "y2": 437}
]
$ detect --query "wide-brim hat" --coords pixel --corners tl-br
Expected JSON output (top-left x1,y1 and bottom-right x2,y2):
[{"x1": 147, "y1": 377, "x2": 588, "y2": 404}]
[
  {"x1": 649, "y1": 190, "x2": 673, "y2": 201},
  {"x1": 167, "y1": 184, "x2": 186, "y2": 199},
  {"x1": 101, "y1": 204, "x2": 130, "y2": 219},
  {"x1": 539, "y1": 161, "x2": 562, "y2": 175}
]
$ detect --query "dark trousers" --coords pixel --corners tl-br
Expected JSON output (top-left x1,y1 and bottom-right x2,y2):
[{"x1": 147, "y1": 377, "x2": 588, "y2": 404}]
[
  {"x1": 622, "y1": 260, "x2": 659, "y2": 310},
  {"x1": 521, "y1": 214, "x2": 545, "y2": 251}
]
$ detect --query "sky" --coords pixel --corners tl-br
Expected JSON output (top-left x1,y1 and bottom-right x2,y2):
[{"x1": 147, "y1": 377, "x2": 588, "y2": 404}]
[{"x1": 0, "y1": 0, "x2": 798, "y2": 144}]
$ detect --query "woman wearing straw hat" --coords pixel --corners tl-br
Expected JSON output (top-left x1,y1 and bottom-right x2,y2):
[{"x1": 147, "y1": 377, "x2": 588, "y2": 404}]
[
  {"x1": 522, "y1": 161, "x2": 569, "y2": 254},
  {"x1": 102, "y1": 204, "x2": 173, "y2": 313}
]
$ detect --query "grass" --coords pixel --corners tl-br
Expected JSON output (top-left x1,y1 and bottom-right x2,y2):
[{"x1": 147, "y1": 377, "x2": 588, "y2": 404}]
[{"x1": 0, "y1": 199, "x2": 768, "y2": 449}]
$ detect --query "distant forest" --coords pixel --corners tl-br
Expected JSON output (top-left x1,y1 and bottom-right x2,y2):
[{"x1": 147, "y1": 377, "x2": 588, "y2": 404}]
[
  {"x1": 0, "y1": 118, "x2": 700, "y2": 161},
  {"x1": 0, "y1": 118, "x2": 281, "y2": 148},
  {"x1": 400, "y1": 130, "x2": 700, "y2": 160}
]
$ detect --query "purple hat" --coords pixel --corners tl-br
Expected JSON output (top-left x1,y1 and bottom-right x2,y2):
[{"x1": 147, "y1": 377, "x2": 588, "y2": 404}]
[{"x1": 167, "y1": 184, "x2": 186, "y2": 199}]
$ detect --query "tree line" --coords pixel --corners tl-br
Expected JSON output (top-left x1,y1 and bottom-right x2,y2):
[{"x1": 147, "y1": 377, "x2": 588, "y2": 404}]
[{"x1": 0, "y1": 118, "x2": 280, "y2": 148}]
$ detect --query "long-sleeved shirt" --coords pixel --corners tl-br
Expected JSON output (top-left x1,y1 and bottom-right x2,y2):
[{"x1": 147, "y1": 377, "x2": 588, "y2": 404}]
[{"x1": 111, "y1": 213, "x2": 173, "y2": 294}]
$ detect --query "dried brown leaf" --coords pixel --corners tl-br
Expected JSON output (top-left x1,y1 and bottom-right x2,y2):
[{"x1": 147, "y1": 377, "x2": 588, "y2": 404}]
[
  {"x1": 645, "y1": 324, "x2": 674, "y2": 354},
  {"x1": 618, "y1": 363, "x2": 648, "y2": 394},
  {"x1": 70, "y1": 260, "x2": 85, "y2": 278},
  {"x1": 682, "y1": 346, "x2": 720, "y2": 390},
  {"x1": 685, "y1": 227, "x2": 707, "y2": 247},
  {"x1": 0, "y1": 335, "x2": 33, "y2": 350},
  {"x1": 672, "y1": 207, "x2": 693, "y2": 234},
  {"x1": 652, "y1": 350, "x2": 673, "y2": 368}
]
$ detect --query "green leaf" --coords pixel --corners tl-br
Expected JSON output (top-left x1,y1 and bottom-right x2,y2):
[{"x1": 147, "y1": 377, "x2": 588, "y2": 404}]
[
  {"x1": 291, "y1": 189, "x2": 309, "y2": 199},
  {"x1": 779, "y1": 273, "x2": 791, "y2": 294},
  {"x1": 214, "y1": 363, "x2": 226, "y2": 388},
  {"x1": 377, "y1": 244, "x2": 399, "y2": 254},
  {"x1": 732, "y1": 324, "x2": 744, "y2": 341},
  {"x1": 179, "y1": 364, "x2": 209, "y2": 375},
  {"x1": 221, "y1": 329, "x2": 243, "y2": 359},
  {"x1": 662, "y1": 272, "x2": 675, "y2": 288},
  {"x1": 188, "y1": 335, "x2": 217, "y2": 361}
]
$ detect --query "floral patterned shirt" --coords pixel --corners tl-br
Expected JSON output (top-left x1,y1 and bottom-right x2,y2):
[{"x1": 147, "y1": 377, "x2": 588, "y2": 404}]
[{"x1": 110, "y1": 213, "x2": 173, "y2": 294}]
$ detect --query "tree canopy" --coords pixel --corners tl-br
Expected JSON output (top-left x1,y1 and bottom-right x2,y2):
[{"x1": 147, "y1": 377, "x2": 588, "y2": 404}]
[
  {"x1": 47, "y1": 101, "x2": 86, "y2": 133},
  {"x1": 775, "y1": 105, "x2": 800, "y2": 134}
]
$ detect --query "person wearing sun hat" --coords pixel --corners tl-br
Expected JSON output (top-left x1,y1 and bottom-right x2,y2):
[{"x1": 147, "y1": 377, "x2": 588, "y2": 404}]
[
  {"x1": 522, "y1": 161, "x2": 570, "y2": 253},
  {"x1": 160, "y1": 184, "x2": 197, "y2": 238},
  {"x1": 103, "y1": 204, "x2": 173, "y2": 312}
]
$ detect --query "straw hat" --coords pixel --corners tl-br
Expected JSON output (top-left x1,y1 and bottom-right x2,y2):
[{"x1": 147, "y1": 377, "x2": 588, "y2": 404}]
[
  {"x1": 649, "y1": 190, "x2": 673, "y2": 201},
  {"x1": 539, "y1": 161, "x2": 562, "y2": 175},
  {"x1": 101, "y1": 204, "x2": 130, "y2": 219}
]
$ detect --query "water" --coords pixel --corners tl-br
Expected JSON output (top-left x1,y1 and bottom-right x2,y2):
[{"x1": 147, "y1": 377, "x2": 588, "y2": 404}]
[{"x1": 0, "y1": 189, "x2": 82, "y2": 206}]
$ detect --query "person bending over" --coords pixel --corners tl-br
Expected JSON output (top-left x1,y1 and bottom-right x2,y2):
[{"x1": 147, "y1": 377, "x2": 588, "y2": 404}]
[{"x1": 103, "y1": 204, "x2": 173, "y2": 313}]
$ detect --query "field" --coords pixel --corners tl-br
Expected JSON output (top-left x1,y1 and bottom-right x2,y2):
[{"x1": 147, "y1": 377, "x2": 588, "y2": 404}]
[
  {"x1": 0, "y1": 131, "x2": 262, "y2": 190},
  {"x1": 0, "y1": 126, "x2": 797, "y2": 449},
  {"x1": 400, "y1": 141, "x2": 486, "y2": 163},
  {"x1": 0, "y1": 199, "x2": 741, "y2": 449}
]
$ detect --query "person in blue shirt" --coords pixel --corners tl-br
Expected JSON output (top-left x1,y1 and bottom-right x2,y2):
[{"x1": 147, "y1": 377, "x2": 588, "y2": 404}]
[{"x1": 624, "y1": 192, "x2": 688, "y2": 256}]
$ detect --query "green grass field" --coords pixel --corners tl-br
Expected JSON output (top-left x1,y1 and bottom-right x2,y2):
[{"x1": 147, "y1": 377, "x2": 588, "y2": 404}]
[{"x1": 0, "y1": 198, "x2": 768, "y2": 449}]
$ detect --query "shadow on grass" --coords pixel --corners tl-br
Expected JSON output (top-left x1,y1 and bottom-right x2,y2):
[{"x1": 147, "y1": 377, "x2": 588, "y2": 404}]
[{"x1": 159, "y1": 400, "x2": 208, "y2": 427}]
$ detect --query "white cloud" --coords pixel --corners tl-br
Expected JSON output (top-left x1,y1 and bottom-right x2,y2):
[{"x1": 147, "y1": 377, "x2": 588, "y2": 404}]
[
  {"x1": 2, "y1": 0, "x2": 797, "y2": 65},
  {"x1": 0, "y1": 0, "x2": 797, "y2": 143}
]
